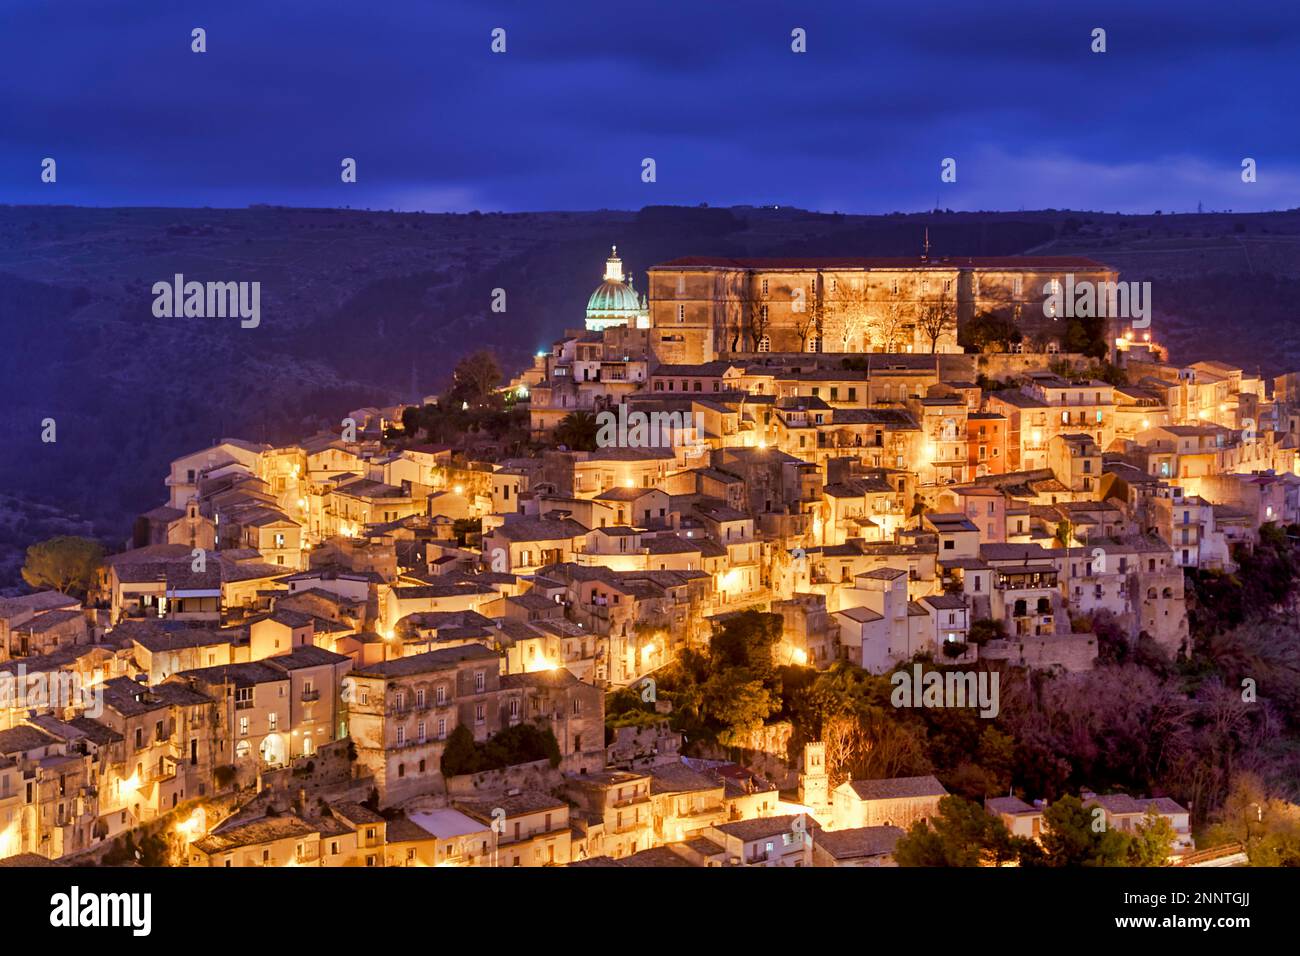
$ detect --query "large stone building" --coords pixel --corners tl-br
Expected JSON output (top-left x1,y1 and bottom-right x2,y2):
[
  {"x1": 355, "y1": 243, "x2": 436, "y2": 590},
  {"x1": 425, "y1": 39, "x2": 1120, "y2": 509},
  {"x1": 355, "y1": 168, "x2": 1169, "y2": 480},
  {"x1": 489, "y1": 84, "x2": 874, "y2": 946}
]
[{"x1": 643, "y1": 254, "x2": 1119, "y2": 364}]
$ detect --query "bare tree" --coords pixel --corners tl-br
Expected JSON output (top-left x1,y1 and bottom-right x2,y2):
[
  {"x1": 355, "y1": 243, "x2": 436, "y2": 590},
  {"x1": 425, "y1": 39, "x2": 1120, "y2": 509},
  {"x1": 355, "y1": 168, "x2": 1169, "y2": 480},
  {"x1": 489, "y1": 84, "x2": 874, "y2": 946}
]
[
  {"x1": 916, "y1": 293, "x2": 955, "y2": 353},
  {"x1": 822, "y1": 716, "x2": 862, "y2": 786},
  {"x1": 793, "y1": 275, "x2": 824, "y2": 353},
  {"x1": 724, "y1": 295, "x2": 744, "y2": 353},
  {"x1": 875, "y1": 302, "x2": 906, "y2": 353},
  {"x1": 744, "y1": 278, "x2": 770, "y2": 352},
  {"x1": 831, "y1": 281, "x2": 872, "y2": 352}
]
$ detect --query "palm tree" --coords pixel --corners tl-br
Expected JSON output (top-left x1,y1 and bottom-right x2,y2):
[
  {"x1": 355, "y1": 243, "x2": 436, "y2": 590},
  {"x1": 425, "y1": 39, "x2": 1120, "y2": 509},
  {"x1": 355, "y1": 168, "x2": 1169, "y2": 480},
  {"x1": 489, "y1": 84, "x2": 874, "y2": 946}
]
[{"x1": 554, "y1": 410, "x2": 599, "y2": 452}]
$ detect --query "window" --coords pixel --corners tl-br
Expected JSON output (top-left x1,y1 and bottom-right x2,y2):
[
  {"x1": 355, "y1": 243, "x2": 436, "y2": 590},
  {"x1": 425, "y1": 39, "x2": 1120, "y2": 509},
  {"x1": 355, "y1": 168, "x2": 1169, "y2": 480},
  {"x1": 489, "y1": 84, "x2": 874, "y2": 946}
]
[
  {"x1": 475, "y1": 703, "x2": 485, "y2": 724},
  {"x1": 474, "y1": 671, "x2": 485, "y2": 693},
  {"x1": 435, "y1": 685, "x2": 446, "y2": 705},
  {"x1": 396, "y1": 726, "x2": 405, "y2": 746},
  {"x1": 761, "y1": 278, "x2": 769, "y2": 296},
  {"x1": 239, "y1": 716, "x2": 249, "y2": 737},
  {"x1": 437, "y1": 718, "x2": 446, "y2": 739},
  {"x1": 416, "y1": 688, "x2": 425, "y2": 708},
  {"x1": 268, "y1": 712, "x2": 277, "y2": 731},
  {"x1": 417, "y1": 721, "x2": 426, "y2": 743}
]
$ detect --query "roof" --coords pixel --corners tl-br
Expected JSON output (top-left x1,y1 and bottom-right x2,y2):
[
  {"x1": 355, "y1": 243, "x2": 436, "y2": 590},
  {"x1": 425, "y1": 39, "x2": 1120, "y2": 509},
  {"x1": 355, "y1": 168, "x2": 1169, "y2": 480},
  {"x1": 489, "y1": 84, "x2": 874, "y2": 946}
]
[
  {"x1": 351, "y1": 644, "x2": 497, "y2": 679},
  {"x1": 648, "y1": 764, "x2": 722, "y2": 795},
  {"x1": 835, "y1": 606, "x2": 883, "y2": 624},
  {"x1": 986, "y1": 795, "x2": 1038, "y2": 816},
  {"x1": 331, "y1": 802, "x2": 387, "y2": 826},
  {"x1": 457, "y1": 790, "x2": 568, "y2": 820},
  {"x1": 384, "y1": 817, "x2": 438, "y2": 844},
  {"x1": 408, "y1": 809, "x2": 491, "y2": 840},
  {"x1": 101, "y1": 677, "x2": 212, "y2": 715},
  {"x1": 813, "y1": 825, "x2": 905, "y2": 860},
  {"x1": 0, "y1": 725, "x2": 58, "y2": 754},
  {"x1": 194, "y1": 814, "x2": 318, "y2": 853},
  {"x1": 844, "y1": 775, "x2": 948, "y2": 801},
  {"x1": 489, "y1": 517, "x2": 589, "y2": 542},
  {"x1": 713, "y1": 813, "x2": 819, "y2": 842}
]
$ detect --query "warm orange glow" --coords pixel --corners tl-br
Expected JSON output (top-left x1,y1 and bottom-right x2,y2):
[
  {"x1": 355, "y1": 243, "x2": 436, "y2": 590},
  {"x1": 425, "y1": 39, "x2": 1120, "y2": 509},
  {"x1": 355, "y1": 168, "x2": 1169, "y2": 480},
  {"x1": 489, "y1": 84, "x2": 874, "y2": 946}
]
[
  {"x1": 119, "y1": 771, "x2": 141, "y2": 798},
  {"x1": 790, "y1": 648, "x2": 808, "y2": 666},
  {"x1": 175, "y1": 807, "x2": 208, "y2": 842}
]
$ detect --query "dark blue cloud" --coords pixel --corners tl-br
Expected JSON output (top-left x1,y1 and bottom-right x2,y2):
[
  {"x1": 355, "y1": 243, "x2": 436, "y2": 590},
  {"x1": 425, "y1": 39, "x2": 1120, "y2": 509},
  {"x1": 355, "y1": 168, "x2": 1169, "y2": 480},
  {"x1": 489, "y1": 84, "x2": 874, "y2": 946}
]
[{"x1": 1, "y1": 0, "x2": 1296, "y2": 213}]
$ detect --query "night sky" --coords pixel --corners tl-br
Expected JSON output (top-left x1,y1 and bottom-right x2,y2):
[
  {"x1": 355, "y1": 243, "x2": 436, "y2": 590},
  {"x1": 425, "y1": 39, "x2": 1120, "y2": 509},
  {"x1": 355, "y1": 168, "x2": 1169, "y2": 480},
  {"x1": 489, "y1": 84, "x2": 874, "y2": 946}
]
[{"x1": 2, "y1": 0, "x2": 1297, "y2": 214}]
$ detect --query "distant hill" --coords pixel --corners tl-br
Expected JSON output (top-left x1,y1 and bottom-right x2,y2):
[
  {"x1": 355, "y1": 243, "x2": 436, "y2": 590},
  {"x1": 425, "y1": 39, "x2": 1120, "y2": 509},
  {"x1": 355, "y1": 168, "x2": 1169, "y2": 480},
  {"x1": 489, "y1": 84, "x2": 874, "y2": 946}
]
[{"x1": 1, "y1": 202, "x2": 1299, "y2": 585}]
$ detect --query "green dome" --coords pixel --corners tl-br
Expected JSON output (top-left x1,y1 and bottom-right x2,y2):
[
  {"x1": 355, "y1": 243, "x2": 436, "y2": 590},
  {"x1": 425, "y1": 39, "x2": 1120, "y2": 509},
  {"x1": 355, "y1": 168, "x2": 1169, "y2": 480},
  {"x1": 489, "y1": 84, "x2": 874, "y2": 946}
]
[{"x1": 586, "y1": 279, "x2": 642, "y2": 316}]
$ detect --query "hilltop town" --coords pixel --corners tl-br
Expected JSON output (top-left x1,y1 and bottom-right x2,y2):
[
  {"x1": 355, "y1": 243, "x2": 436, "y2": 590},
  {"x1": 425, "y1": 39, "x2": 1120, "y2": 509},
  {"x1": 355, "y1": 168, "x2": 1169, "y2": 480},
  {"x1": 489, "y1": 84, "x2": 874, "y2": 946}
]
[{"x1": 2, "y1": 246, "x2": 1295, "y2": 868}]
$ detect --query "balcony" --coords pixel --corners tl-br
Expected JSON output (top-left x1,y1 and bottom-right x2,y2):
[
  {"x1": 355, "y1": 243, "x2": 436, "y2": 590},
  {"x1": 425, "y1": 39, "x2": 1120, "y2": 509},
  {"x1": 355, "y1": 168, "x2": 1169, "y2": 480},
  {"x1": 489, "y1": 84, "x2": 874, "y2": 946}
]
[{"x1": 301, "y1": 689, "x2": 321, "y2": 702}]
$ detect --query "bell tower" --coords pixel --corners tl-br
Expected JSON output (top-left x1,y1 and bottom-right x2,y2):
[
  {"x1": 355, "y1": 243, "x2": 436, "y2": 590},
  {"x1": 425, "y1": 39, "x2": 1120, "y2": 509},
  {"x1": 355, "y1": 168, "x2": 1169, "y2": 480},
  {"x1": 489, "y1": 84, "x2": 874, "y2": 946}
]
[{"x1": 798, "y1": 741, "x2": 829, "y2": 812}]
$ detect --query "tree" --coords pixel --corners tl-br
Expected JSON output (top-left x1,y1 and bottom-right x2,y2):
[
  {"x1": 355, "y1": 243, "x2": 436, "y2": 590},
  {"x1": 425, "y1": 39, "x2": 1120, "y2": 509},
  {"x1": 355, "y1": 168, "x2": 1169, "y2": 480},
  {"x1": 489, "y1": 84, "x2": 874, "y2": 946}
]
[
  {"x1": 916, "y1": 293, "x2": 955, "y2": 353},
  {"x1": 440, "y1": 724, "x2": 480, "y2": 777},
  {"x1": 874, "y1": 302, "x2": 906, "y2": 353},
  {"x1": 895, "y1": 795, "x2": 1028, "y2": 866},
  {"x1": 821, "y1": 714, "x2": 863, "y2": 786},
  {"x1": 22, "y1": 536, "x2": 104, "y2": 596},
  {"x1": 744, "y1": 278, "x2": 770, "y2": 351},
  {"x1": 703, "y1": 668, "x2": 780, "y2": 748},
  {"x1": 793, "y1": 275, "x2": 824, "y2": 353},
  {"x1": 553, "y1": 410, "x2": 600, "y2": 452},
  {"x1": 830, "y1": 281, "x2": 872, "y2": 352},
  {"x1": 1127, "y1": 808, "x2": 1177, "y2": 866},
  {"x1": 1040, "y1": 795, "x2": 1131, "y2": 866},
  {"x1": 400, "y1": 405, "x2": 423, "y2": 436},
  {"x1": 449, "y1": 350, "x2": 502, "y2": 409},
  {"x1": 958, "y1": 309, "x2": 1022, "y2": 353},
  {"x1": 966, "y1": 618, "x2": 1006, "y2": 646}
]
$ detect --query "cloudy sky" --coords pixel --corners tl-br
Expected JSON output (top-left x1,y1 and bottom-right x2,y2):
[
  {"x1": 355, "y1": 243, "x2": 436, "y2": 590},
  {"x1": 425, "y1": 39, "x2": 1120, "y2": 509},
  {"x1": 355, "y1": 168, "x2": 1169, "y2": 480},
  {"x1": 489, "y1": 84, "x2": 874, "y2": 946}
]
[{"x1": 2, "y1": 0, "x2": 1297, "y2": 213}]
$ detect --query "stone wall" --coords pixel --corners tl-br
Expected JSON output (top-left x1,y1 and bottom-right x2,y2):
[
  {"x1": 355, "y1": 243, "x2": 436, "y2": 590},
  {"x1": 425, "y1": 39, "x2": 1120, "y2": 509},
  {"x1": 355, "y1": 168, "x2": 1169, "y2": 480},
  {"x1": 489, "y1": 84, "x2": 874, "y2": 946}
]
[
  {"x1": 259, "y1": 739, "x2": 355, "y2": 795},
  {"x1": 444, "y1": 758, "x2": 561, "y2": 797},
  {"x1": 981, "y1": 634, "x2": 1098, "y2": 672}
]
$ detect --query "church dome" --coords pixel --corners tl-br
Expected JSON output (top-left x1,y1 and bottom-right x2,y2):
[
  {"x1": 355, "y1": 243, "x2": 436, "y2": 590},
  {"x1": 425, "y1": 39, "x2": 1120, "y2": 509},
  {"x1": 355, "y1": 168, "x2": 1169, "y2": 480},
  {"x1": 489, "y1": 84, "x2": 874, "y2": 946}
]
[
  {"x1": 585, "y1": 245, "x2": 647, "y2": 330},
  {"x1": 587, "y1": 279, "x2": 642, "y2": 315}
]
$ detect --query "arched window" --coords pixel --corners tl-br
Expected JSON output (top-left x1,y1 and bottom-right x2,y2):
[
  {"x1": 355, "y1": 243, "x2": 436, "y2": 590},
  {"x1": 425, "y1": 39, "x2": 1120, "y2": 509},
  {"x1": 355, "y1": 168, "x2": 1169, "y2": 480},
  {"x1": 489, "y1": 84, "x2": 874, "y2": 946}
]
[
  {"x1": 1036, "y1": 597, "x2": 1051, "y2": 614},
  {"x1": 1162, "y1": 587, "x2": 1173, "y2": 598},
  {"x1": 757, "y1": 335, "x2": 771, "y2": 353},
  {"x1": 807, "y1": 336, "x2": 821, "y2": 353},
  {"x1": 1147, "y1": 587, "x2": 1157, "y2": 599}
]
